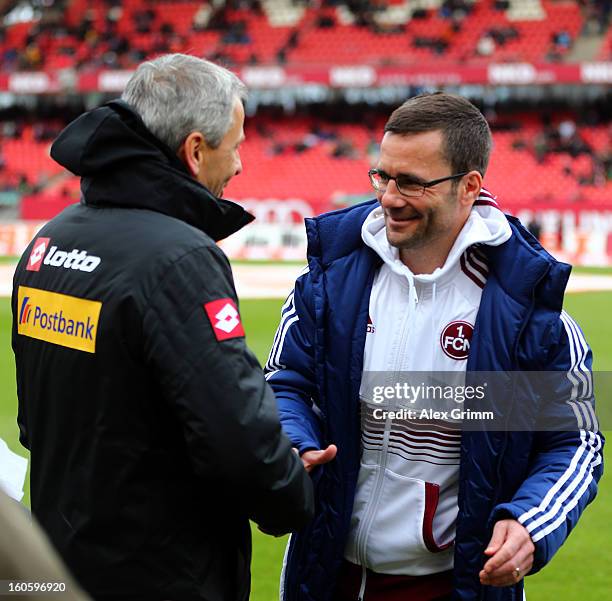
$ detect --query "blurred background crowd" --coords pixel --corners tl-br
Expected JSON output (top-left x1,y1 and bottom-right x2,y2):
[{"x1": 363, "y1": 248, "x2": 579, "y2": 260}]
[{"x1": 0, "y1": 0, "x2": 610, "y2": 262}]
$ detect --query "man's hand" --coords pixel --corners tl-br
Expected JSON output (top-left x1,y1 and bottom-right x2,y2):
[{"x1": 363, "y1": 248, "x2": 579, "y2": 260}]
[
  {"x1": 258, "y1": 446, "x2": 337, "y2": 537},
  {"x1": 297, "y1": 445, "x2": 337, "y2": 473},
  {"x1": 479, "y1": 519, "x2": 535, "y2": 587}
]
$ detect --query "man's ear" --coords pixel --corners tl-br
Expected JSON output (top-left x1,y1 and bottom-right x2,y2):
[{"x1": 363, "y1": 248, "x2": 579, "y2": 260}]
[
  {"x1": 177, "y1": 131, "x2": 206, "y2": 177},
  {"x1": 460, "y1": 171, "x2": 483, "y2": 207}
]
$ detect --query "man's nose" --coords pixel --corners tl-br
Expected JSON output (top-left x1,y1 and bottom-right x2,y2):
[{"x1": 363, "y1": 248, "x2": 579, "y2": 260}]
[
  {"x1": 379, "y1": 179, "x2": 406, "y2": 208},
  {"x1": 235, "y1": 156, "x2": 243, "y2": 176}
]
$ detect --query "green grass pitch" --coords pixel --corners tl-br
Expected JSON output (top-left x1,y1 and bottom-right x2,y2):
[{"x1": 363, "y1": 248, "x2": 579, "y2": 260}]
[{"x1": 1, "y1": 291, "x2": 610, "y2": 600}]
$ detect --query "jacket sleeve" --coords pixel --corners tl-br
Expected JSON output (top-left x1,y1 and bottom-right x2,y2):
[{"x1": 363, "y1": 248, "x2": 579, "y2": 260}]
[
  {"x1": 11, "y1": 257, "x2": 30, "y2": 451},
  {"x1": 491, "y1": 310, "x2": 604, "y2": 573},
  {"x1": 264, "y1": 267, "x2": 324, "y2": 455},
  {"x1": 141, "y1": 244, "x2": 314, "y2": 534}
]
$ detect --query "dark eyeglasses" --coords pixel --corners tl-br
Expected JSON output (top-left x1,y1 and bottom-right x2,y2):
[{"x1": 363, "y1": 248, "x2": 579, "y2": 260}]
[{"x1": 368, "y1": 169, "x2": 469, "y2": 198}]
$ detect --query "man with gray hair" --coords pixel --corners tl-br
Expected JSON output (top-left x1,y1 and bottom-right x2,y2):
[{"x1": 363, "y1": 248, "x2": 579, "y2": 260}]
[{"x1": 12, "y1": 54, "x2": 314, "y2": 601}]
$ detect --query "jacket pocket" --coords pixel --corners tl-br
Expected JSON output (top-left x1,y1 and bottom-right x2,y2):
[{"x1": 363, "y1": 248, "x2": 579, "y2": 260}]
[
  {"x1": 422, "y1": 481, "x2": 453, "y2": 553},
  {"x1": 359, "y1": 467, "x2": 454, "y2": 574}
]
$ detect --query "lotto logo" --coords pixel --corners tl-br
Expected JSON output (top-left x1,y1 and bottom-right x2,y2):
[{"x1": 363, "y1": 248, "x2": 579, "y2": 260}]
[
  {"x1": 440, "y1": 321, "x2": 474, "y2": 360},
  {"x1": 204, "y1": 298, "x2": 245, "y2": 341},
  {"x1": 25, "y1": 237, "x2": 101, "y2": 273},
  {"x1": 26, "y1": 237, "x2": 50, "y2": 271}
]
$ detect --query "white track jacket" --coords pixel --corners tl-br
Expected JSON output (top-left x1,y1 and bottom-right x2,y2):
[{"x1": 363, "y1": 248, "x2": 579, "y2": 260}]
[{"x1": 343, "y1": 200, "x2": 512, "y2": 576}]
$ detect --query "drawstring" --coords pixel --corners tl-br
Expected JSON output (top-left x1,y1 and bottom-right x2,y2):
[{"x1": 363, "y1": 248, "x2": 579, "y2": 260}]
[
  {"x1": 406, "y1": 271, "x2": 418, "y2": 310},
  {"x1": 431, "y1": 282, "x2": 437, "y2": 368}
]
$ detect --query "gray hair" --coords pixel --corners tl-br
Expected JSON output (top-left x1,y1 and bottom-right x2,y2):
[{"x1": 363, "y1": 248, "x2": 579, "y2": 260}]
[{"x1": 121, "y1": 53, "x2": 247, "y2": 152}]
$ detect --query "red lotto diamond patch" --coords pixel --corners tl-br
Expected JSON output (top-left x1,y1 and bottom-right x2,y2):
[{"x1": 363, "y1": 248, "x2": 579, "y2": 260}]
[
  {"x1": 204, "y1": 298, "x2": 245, "y2": 341},
  {"x1": 26, "y1": 237, "x2": 51, "y2": 272}
]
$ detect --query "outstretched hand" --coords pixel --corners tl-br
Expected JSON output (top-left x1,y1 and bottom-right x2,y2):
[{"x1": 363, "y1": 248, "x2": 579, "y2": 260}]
[
  {"x1": 479, "y1": 519, "x2": 535, "y2": 587},
  {"x1": 297, "y1": 445, "x2": 338, "y2": 473},
  {"x1": 257, "y1": 445, "x2": 338, "y2": 538}
]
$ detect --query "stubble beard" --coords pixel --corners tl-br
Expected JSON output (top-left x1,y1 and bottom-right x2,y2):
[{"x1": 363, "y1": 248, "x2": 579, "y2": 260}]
[
  {"x1": 385, "y1": 209, "x2": 434, "y2": 252},
  {"x1": 385, "y1": 190, "x2": 457, "y2": 254}
]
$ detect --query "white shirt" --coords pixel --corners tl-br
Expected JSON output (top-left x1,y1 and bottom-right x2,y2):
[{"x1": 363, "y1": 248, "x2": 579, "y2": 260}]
[{"x1": 344, "y1": 200, "x2": 512, "y2": 575}]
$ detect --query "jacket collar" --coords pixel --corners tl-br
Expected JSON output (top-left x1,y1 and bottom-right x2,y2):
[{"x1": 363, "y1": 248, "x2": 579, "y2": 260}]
[
  {"x1": 51, "y1": 100, "x2": 253, "y2": 242},
  {"x1": 306, "y1": 201, "x2": 570, "y2": 308},
  {"x1": 485, "y1": 215, "x2": 570, "y2": 311},
  {"x1": 306, "y1": 200, "x2": 378, "y2": 266}
]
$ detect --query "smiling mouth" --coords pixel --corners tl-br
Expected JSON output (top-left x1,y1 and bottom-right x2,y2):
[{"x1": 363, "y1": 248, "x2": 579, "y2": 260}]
[{"x1": 388, "y1": 213, "x2": 421, "y2": 222}]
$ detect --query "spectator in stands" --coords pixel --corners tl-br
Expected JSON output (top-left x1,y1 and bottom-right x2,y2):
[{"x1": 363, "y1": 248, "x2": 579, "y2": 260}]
[
  {"x1": 208, "y1": 5, "x2": 231, "y2": 31},
  {"x1": 1, "y1": 121, "x2": 21, "y2": 139},
  {"x1": 476, "y1": 33, "x2": 495, "y2": 56},
  {"x1": 558, "y1": 120, "x2": 593, "y2": 158},
  {"x1": 22, "y1": 42, "x2": 42, "y2": 69},
  {"x1": 331, "y1": 137, "x2": 358, "y2": 159},
  {"x1": 602, "y1": 151, "x2": 612, "y2": 181},
  {"x1": 105, "y1": 2, "x2": 122, "y2": 26},
  {"x1": 270, "y1": 140, "x2": 287, "y2": 155},
  {"x1": 133, "y1": 8, "x2": 156, "y2": 34},
  {"x1": 485, "y1": 26, "x2": 519, "y2": 47},
  {"x1": 276, "y1": 46, "x2": 287, "y2": 64},
  {"x1": 311, "y1": 122, "x2": 338, "y2": 141},
  {"x1": 222, "y1": 20, "x2": 252, "y2": 45},
  {"x1": 208, "y1": 47, "x2": 235, "y2": 66},
  {"x1": 582, "y1": 0, "x2": 611, "y2": 34},
  {"x1": 2, "y1": 45, "x2": 19, "y2": 68},
  {"x1": 160, "y1": 22, "x2": 175, "y2": 36},
  {"x1": 317, "y1": 11, "x2": 336, "y2": 28},
  {"x1": 552, "y1": 29, "x2": 572, "y2": 50},
  {"x1": 228, "y1": 0, "x2": 263, "y2": 12},
  {"x1": 578, "y1": 156, "x2": 607, "y2": 187},
  {"x1": 525, "y1": 217, "x2": 542, "y2": 241},
  {"x1": 440, "y1": 0, "x2": 473, "y2": 20},
  {"x1": 294, "y1": 132, "x2": 320, "y2": 153},
  {"x1": 533, "y1": 132, "x2": 550, "y2": 164},
  {"x1": 152, "y1": 31, "x2": 171, "y2": 55},
  {"x1": 413, "y1": 34, "x2": 449, "y2": 55},
  {"x1": 17, "y1": 174, "x2": 30, "y2": 195},
  {"x1": 287, "y1": 28, "x2": 300, "y2": 49},
  {"x1": 74, "y1": 11, "x2": 94, "y2": 42},
  {"x1": 192, "y1": 4, "x2": 212, "y2": 31},
  {"x1": 547, "y1": 29, "x2": 573, "y2": 61},
  {"x1": 366, "y1": 137, "x2": 379, "y2": 165}
]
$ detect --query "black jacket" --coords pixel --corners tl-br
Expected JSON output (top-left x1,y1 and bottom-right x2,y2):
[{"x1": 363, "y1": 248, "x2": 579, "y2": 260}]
[{"x1": 12, "y1": 100, "x2": 314, "y2": 601}]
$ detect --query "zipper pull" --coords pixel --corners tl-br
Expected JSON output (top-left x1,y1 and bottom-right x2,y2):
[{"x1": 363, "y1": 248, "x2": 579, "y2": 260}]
[{"x1": 357, "y1": 565, "x2": 367, "y2": 601}]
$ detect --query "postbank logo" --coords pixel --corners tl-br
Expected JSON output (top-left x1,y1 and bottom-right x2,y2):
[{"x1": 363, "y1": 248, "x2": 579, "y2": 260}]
[{"x1": 17, "y1": 286, "x2": 102, "y2": 353}]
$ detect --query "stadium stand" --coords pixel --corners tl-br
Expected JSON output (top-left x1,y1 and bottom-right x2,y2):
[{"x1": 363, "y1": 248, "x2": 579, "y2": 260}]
[
  {"x1": 0, "y1": 0, "x2": 609, "y2": 221},
  {"x1": 2, "y1": 109, "x2": 610, "y2": 217},
  {"x1": 0, "y1": 0, "x2": 601, "y2": 70}
]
